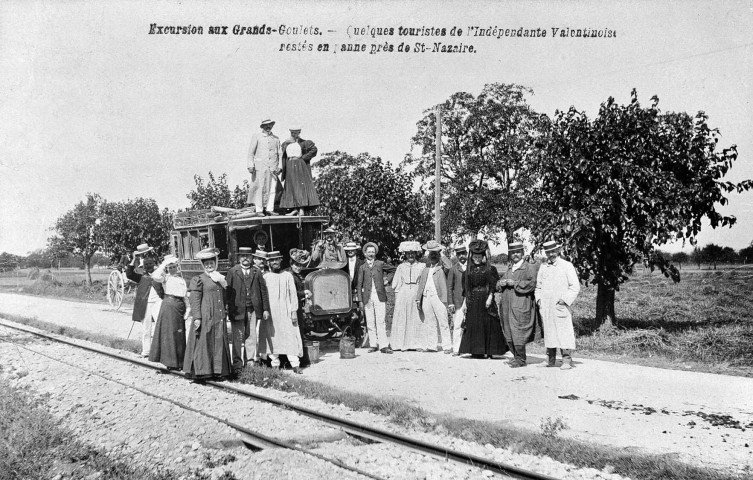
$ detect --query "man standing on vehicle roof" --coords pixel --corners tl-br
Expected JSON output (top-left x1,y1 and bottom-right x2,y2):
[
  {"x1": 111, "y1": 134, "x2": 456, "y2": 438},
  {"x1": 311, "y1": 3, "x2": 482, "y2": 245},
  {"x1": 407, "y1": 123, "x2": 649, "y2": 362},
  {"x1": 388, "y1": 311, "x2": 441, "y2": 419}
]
[
  {"x1": 247, "y1": 118, "x2": 283, "y2": 216},
  {"x1": 125, "y1": 243, "x2": 163, "y2": 358},
  {"x1": 226, "y1": 247, "x2": 270, "y2": 371}
]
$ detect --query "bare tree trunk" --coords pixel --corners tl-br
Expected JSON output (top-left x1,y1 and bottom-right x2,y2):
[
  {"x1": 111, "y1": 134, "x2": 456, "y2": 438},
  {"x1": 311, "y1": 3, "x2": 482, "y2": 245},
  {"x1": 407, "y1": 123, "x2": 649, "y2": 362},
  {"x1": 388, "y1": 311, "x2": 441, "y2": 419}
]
[
  {"x1": 84, "y1": 255, "x2": 92, "y2": 286},
  {"x1": 595, "y1": 283, "x2": 616, "y2": 331}
]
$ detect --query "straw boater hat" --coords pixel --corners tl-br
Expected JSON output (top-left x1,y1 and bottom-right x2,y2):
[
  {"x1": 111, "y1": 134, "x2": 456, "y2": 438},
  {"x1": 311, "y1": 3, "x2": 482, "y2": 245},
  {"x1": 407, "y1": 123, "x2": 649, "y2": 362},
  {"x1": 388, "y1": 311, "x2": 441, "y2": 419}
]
[
  {"x1": 343, "y1": 241, "x2": 361, "y2": 251},
  {"x1": 260, "y1": 118, "x2": 275, "y2": 128},
  {"x1": 266, "y1": 251, "x2": 283, "y2": 261},
  {"x1": 422, "y1": 240, "x2": 443, "y2": 252},
  {"x1": 289, "y1": 125, "x2": 301, "y2": 132},
  {"x1": 468, "y1": 239, "x2": 488, "y2": 255},
  {"x1": 238, "y1": 247, "x2": 253, "y2": 256},
  {"x1": 543, "y1": 240, "x2": 560, "y2": 254},
  {"x1": 398, "y1": 241, "x2": 422, "y2": 253},
  {"x1": 322, "y1": 227, "x2": 338, "y2": 235},
  {"x1": 363, "y1": 242, "x2": 379, "y2": 254},
  {"x1": 253, "y1": 250, "x2": 269, "y2": 260},
  {"x1": 454, "y1": 243, "x2": 468, "y2": 254},
  {"x1": 508, "y1": 242, "x2": 525, "y2": 254},
  {"x1": 134, "y1": 243, "x2": 153, "y2": 255},
  {"x1": 289, "y1": 248, "x2": 311, "y2": 267},
  {"x1": 196, "y1": 247, "x2": 220, "y2": 260}
]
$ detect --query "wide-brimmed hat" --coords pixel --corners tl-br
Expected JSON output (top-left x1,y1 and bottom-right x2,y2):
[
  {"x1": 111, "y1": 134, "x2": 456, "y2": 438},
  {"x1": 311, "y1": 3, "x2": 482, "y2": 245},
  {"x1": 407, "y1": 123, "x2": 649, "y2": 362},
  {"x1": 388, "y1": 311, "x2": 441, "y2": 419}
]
[
  {"x1": 196, "y1": 247, "x2": 220, "y2": 260},
  {"x1": 267, "y1": 250, "x2": 283, "y2": 260},
  {"x1": 453, "y1": 243, "x2": 468, "y2": 254},
  {"x1": 422, "y1": 240, "x2": 443, "y2": 252},
  {"x1": 253, "y1": 250, "x2": 268, "y2": 260},
  {"x1": 162, "y1": 254, "x2": 179, "y2": 266},
  {"x1": 322, "y1": 227, "x2": 337, "y2": 235},
  {"x1": 543, "y1": 240, "x2": 561, "y2": 254},
  {"x1": 468, "y1": 240, "x2": 488, "y2": 255},
  {"x1": 363, "y1": 242, "x2": 379, "y2": 254},
  {"x1": 398, "y1": 241, "x2": 422, "y2": 253},
  {"x1": 508, "y1": 242, "x2": 525, "y2": 254},
  {"x1": 134, "y1": 243, "x2": 153, "y2": 255},
  {"x1": 289, "y1": 125, "x2": 301, "y2": 132},
  {"x1": 290, "y1": 248, "x2": 311, "y2": 266},
  {"x1": 238, "y1": 247, "x2": 253, "y2": 256},
  {"x1": 343, "y1": 241, "x2": 361, "y2": 251},
  {"x1": 260, "y1": 119, "x2": 275, "y2": 128}
]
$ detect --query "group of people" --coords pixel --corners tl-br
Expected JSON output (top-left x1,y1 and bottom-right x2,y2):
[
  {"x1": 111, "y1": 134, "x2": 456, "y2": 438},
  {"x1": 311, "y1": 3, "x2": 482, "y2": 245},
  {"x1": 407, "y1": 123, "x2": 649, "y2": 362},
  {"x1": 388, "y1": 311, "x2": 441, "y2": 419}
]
[
  {"x1": 246, "y1": 118, "x2": 319, "y2": 217},
  {"x1": 352, "y1": 237, "x2": 581, "y2": 370},
  {"x1": 128, "y1": 243, "x2": 313, "y2": 380}
]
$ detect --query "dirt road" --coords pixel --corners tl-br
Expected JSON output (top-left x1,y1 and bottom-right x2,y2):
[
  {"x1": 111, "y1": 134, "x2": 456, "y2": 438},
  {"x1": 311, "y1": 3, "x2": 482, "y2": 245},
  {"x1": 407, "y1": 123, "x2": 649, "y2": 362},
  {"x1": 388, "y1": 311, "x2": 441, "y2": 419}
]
[{"x1": 1, "y1": 292, "x2": 751, "y2": 475}]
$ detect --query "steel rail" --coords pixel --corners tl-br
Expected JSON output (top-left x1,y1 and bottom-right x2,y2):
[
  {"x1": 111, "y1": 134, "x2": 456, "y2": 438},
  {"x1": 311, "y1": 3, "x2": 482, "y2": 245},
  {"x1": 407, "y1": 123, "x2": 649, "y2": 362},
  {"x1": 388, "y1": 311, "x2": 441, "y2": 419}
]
[
  {"x1": 0, "y1": 331, "x2": 386, "y2": 480},
  {"x1": 0, "y1": 318, "x2": 559, "y2": 480}
]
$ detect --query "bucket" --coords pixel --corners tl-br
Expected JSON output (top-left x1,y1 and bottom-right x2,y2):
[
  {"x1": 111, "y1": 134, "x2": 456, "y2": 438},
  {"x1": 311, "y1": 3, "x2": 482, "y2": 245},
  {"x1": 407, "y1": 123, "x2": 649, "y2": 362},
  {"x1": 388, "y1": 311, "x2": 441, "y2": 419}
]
[
  {"x1": 304, "y1": 340, "x2": 320, "y2": 364},
  {"x1": 339, "y1": 335, "x2": 356, "y2": 359}
]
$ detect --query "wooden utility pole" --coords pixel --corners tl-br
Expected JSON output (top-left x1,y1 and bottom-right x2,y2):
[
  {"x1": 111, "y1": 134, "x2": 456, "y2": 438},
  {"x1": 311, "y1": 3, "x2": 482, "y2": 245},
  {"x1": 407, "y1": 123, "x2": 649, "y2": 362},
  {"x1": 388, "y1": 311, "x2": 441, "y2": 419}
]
[{"x1": 434, "y1": 105, "x2": 442, "y2": 242}]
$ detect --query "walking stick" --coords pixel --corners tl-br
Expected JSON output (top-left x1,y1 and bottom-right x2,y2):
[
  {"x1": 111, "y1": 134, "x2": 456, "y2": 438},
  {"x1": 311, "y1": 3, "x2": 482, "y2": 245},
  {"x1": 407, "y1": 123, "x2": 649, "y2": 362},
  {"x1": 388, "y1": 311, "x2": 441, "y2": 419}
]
[{"x1": 127, "y1": 321, "x2": 136, "y2": 339}]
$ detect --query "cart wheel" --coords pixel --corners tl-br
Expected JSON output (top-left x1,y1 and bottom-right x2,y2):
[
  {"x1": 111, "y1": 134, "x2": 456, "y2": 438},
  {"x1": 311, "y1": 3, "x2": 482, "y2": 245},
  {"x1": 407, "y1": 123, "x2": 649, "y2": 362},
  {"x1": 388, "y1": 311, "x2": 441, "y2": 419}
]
[{"x1": 107, "y1": 270, "x2": 125, "y2": 310}]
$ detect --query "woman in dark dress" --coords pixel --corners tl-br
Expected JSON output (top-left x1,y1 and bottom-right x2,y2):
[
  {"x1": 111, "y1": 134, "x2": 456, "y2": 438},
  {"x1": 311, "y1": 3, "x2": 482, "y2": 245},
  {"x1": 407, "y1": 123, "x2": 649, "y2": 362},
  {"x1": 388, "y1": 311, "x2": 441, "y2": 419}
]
[
  {"x1": 458, "y1": 240, "x2": 507, "y2": 358},
  {"x1": 184, "y1": 248, "x2": 233, "y2": 381},
  {"x1": 149, "y1": 255, "x2": 187, "y2": 370}
]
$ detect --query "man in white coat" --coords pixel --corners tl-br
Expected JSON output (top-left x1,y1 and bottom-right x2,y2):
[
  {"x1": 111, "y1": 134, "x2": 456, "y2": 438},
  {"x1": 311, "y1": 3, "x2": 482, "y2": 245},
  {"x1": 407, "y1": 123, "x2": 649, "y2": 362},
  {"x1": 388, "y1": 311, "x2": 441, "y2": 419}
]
[
  {"x1": 246, "y1": 118, "x2": 282, "y2": 216},
  {"x1": 257, "y1": 251, "x2": 304, "y2": 373},
  {"x1": 535, "y1": 240, "x2": 580, "y2": 370}
]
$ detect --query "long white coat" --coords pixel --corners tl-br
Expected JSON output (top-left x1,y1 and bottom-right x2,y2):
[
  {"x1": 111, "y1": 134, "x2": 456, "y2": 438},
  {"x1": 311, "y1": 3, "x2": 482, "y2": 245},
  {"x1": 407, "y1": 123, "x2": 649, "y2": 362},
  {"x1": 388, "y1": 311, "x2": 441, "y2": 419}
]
[
  {"x1": 535, "y1": 258, "x2": 580, "y2": 350},
  {"x1": 257, "y1": 271, "x2": 303, "y2": 358}
]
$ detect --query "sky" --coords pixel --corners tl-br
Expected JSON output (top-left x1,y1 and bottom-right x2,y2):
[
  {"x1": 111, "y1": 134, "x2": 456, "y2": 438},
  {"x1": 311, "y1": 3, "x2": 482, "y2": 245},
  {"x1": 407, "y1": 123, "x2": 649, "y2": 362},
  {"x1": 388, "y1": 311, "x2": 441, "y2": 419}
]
[{"x1": 1, "y1": 0, "x2": 751, "y2": 255}]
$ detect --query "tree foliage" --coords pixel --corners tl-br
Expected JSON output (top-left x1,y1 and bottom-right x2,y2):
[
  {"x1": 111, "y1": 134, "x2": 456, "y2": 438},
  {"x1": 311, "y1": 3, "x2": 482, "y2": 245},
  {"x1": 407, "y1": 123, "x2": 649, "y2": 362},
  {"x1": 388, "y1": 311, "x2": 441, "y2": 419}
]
[
  {"x1": 314, "y1": 151, "x2": 432, "y2": 259},
  {"x1": 187, "y1": 172, "x2": 248, "y2": 210},
  {"x1": 404, "y1": 83, "x2": 548, "y2": 241},
  {"x1": 99, "y1": 198, "x2": 173, "y2": 260},
  {"x1": 531, "y1": 90, "x2": 751, "y2": 329},
  {"x1": 48, "y1": 193, "x2": 104, "y2": 285}
]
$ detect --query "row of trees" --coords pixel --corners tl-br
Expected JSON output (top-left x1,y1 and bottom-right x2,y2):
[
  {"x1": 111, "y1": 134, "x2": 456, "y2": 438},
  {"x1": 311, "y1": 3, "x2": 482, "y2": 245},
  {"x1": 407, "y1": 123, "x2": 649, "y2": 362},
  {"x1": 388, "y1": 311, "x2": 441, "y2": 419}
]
[
  {"x1": 39, "y1": 83, "x2": 750, "y2": 330},
  {"x1": 659, "y1": 243, "x2": 753, "y2": 269}
]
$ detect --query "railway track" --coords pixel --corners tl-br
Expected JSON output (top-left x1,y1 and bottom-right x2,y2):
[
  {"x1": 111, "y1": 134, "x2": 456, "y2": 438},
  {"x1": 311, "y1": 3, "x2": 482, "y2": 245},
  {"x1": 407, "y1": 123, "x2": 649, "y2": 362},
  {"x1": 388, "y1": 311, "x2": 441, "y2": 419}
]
[{"x1": 0, "y1": 318, "x2": 558, "y2": 480}]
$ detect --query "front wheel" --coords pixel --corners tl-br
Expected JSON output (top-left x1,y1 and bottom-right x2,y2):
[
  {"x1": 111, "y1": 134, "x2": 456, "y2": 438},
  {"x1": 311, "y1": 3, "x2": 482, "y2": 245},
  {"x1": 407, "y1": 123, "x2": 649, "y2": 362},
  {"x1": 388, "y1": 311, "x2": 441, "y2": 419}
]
[{"x1": 107, "y1": 270, "x2": 125, "y2": 310}]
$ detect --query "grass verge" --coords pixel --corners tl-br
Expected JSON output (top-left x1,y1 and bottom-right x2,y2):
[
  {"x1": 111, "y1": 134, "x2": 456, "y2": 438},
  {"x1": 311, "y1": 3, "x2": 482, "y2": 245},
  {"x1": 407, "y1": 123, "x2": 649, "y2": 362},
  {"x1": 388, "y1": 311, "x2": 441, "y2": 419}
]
[
  {"x1": 1, "y1": 314, "x2": 748, "y2": 480},
  {"x1": 0, "y1": 377, "x2": 174, "y2": 480}
]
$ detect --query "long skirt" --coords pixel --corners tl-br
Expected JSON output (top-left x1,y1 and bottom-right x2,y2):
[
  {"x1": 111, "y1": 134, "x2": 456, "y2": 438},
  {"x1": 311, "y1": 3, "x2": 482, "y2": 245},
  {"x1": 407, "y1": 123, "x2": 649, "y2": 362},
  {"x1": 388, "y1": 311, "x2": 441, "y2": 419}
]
[
  {"x1": 148, "y1": 296, "x2": 186, "y2": 369},
  {"x1": 183, "y1": 312, "x2": 232, "y2": 380},
  {"x1": 280, "y1": 157, "x2": 320, "y2": 208},
  {"x1": 390, "y1": 283, "x2": 422, "y2": 350},
  {"x1": 458, "y1": 287, "x2": 507, "y2": 356}
]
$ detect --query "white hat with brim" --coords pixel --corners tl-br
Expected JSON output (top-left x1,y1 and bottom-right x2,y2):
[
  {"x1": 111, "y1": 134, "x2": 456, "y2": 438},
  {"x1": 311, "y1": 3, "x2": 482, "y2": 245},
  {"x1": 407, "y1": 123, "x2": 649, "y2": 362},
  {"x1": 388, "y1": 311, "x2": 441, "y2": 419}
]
[
  {"x1": 508, "y1": 242, "x2": 525, "y2": 254},
  {"x1": 267, "y1": 251, "x2": 283, "y2": 260},
  {"x1": 398, "y1": 241, "x2": 422, "y2": 253},
  {"x1": 422, "y1": 240, "x2": 443, "y2": 252},
  {"x1": 162, "y1": 254, "x2": 179, "y2": 266},
  {"x1": 196, "y1": 248, "x2": 220, "y2": 260},
  {"x1": 542, "y1": 240, "x2": 560, "y2": 253},
  {"x1": 260, "y1": 119, "x2": 275, "y2": 128},
  {"x1": 343, "y1": 242, "x2": 361, "y2": 251},
  {"x1": 134, "y1": 243, "x2": 153, "y2": 255}
]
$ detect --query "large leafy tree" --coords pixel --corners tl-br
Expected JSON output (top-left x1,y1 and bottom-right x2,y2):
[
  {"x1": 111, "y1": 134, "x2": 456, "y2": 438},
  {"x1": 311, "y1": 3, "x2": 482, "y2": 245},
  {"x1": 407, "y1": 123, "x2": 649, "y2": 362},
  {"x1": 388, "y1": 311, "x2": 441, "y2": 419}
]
[
  {"x1": 532, "y1": 90, "x2": 751, "y2": 330},
  {"x1": 739, "y1": 241, "x2": 753, "y2": 264},
  {"x1": 187, "y1": 172, "x2": 248, "y2": 210},
  {"x1": 98, "y1": 198, "x2": 173, "y2": 261},
  {"x1": 404, "y1": 83, "x2": 548, "y2": 241},
  {"x1": 48, "y1": 193, "x2": 104, "y2": 285},
  {"x1": 314, "y1": 151, "x2": 432, "y2": 259}
]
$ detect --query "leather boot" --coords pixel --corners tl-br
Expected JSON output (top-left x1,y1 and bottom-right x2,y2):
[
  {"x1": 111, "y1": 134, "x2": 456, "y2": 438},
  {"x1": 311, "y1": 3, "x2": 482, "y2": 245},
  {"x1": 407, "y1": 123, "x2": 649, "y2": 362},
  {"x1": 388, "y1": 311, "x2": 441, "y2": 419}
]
[
  {"x1": 546, "y1": 348, "x2": 557, "y2": 367},
  {"x1": 506, "y1": 342, "x2": 517, "y2": 364},
  {"x1": 515, "y1": 344, "x2": 527, "y2": 366}
]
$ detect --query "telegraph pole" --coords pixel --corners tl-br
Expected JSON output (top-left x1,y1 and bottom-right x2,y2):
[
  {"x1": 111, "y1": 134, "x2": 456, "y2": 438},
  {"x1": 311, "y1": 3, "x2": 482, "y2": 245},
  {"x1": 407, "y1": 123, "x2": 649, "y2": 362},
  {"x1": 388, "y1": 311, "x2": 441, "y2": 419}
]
[{"x1": 434, "y1": 105, "x2": 442, "y2": 242}]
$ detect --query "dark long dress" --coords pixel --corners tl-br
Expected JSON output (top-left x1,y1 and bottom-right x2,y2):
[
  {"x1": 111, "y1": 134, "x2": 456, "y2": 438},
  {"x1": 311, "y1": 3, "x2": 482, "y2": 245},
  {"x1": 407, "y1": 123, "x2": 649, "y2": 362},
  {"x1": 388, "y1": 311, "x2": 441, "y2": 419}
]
[
  {"x1": 280, "y1": 156, "x2": 320, "y2": 208},
  {"x1": 458, "y1": 264, "x2": 507, "y2": 356},
  {"x1": 148, "y1": 295, "x2": 186, "y2": 369},
  {"x1": 184, "y1": 274, "x2": 232, "y2": 379}
]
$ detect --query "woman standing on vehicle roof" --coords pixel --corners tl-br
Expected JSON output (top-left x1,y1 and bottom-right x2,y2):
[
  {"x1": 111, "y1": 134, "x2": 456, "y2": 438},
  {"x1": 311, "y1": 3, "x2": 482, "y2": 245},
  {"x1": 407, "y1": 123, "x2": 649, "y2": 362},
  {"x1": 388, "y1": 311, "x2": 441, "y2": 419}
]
[{"x1": 184, "y1": 248, "x2": 233, "y2": 381}]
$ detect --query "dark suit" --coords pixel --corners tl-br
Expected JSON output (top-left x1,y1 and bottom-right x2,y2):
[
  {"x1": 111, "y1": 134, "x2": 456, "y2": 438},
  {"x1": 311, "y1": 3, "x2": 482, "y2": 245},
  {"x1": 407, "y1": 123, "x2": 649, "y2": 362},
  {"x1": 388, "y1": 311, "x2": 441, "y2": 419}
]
[
  {"x1": 447, "y1": 263, "x2": 466, "y2": 310},
  {"x1": 225, "y1": 265, "x2": 270, "y2": 370},
  {"x1": 126, "y1": 264, "x2": 163, "y2": 322},
  {"x1": 343, "y1": 256, "x2": 364, "y2": 290}
]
